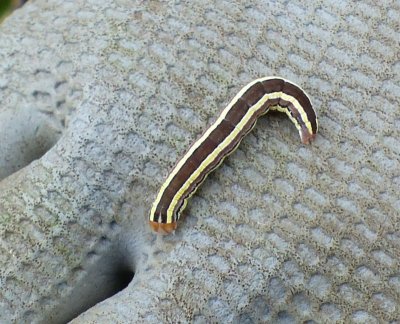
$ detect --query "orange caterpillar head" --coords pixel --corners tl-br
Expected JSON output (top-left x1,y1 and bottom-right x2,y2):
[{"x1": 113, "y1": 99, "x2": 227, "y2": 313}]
[{"x1": 149, "y1": 220, "x2": 178, "y2": 234}]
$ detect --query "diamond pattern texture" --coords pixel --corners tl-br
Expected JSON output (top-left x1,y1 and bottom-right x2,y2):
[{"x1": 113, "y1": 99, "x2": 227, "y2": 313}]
[{"x1": 0, "y1": 0, "x2": 399, "y2": 322}]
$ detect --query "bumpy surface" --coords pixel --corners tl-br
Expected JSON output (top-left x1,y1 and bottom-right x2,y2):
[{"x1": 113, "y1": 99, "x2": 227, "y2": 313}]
[{"x1": 0, "y1": 0, "x2": 399, "y2": 323}]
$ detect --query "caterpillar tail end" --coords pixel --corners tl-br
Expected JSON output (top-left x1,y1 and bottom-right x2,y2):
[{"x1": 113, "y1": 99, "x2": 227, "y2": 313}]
[
  {"x1": 299, "y1": 127, "x2": 316, "y2": 145},
  {"x1": 149, "y1": 221, "x2": 178, "y2": 234}
]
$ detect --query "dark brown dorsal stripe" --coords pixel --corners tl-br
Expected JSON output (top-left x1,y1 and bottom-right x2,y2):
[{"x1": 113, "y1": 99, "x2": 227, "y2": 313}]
[{"x1": 150, "y1": 77, "x2": 318, "y2": 234}]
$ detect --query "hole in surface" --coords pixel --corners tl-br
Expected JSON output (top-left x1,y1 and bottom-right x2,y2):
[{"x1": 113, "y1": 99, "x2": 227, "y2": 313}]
[
  {"x1": 44, "y1": 244, "x2": 135, "y2": 324},
  {"x1": 114, "y1": 268, "x2": 135, "y2": 293},
  {"x1": 0, "y1": 107, "x2": 63, "y2": 181}
]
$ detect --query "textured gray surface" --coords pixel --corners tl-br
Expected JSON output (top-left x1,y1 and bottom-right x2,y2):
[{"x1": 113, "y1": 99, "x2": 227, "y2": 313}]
[{"x1": 0, "y1": 0, "x2": 399, "y2": 323}]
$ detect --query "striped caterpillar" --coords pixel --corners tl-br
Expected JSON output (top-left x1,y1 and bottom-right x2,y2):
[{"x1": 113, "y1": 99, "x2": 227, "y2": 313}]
[{"x1": 150, "y1": 77, "x2": 318, "y2": 234}]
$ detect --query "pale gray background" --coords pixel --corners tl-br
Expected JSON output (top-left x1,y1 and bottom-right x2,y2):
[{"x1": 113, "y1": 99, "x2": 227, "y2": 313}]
[{"x1": 0, "y1": 0, "x2": 399, "y2": 323}]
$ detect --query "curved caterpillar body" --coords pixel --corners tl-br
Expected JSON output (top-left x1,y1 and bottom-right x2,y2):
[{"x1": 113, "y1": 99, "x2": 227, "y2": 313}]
[{"x1": 149, "y1": 77, "x2": 318, "y2": 234}]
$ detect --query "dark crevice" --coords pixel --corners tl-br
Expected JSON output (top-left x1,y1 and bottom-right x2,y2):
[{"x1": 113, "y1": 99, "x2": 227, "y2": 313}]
[
  {"x1": 0, "y1": 107, "x2": 63, "y2": 182},
  {"x1": 113, "y1": 268, "x2": 135, "y2": 294},
  {"x1": 43, "y1": 242, "x2": 136, "y2": 324}
]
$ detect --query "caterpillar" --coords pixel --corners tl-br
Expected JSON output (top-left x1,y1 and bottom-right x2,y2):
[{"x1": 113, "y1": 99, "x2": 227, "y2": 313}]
[{"x1": 149, "y1": 77, "x2": 318, "y2": 234}]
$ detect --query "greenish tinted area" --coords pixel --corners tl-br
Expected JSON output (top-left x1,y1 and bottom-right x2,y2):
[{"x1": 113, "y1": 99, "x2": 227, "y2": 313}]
[{"x1": 0, "y1": 0, "x2": 12, "y2": 22}]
